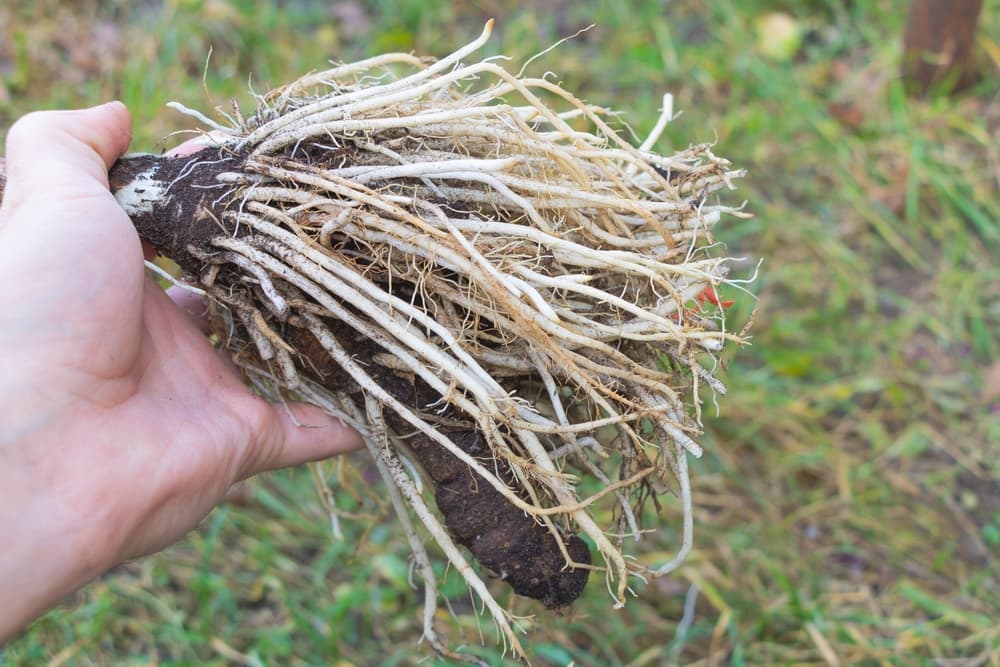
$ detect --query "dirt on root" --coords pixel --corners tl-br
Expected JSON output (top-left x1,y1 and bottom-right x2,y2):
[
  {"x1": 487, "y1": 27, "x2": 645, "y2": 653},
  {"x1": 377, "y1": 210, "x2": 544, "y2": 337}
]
[
  {"x1": 113, "y1": 150, "x2": 592, "y2": 606},
  {"x1": 290, "y1": 324, "x2": 592, "y2": 608}
]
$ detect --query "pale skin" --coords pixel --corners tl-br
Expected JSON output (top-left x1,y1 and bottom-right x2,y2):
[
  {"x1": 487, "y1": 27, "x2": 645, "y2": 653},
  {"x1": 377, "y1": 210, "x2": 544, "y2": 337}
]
[{"x1": 0, "y1": 102, "x2": 362, "y2": 641}]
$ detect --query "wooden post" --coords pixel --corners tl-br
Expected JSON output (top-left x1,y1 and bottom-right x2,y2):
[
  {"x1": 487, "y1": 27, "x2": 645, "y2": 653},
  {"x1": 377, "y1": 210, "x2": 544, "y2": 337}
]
[{"x1": 902, "y1": 0, "x2": 984, "y2": 96}]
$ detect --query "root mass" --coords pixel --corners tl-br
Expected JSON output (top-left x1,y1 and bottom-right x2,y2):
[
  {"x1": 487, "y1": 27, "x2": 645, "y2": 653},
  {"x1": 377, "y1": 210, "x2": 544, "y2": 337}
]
[{"x1": 58, "y1": 22, "x2": 752, "y2": 661}]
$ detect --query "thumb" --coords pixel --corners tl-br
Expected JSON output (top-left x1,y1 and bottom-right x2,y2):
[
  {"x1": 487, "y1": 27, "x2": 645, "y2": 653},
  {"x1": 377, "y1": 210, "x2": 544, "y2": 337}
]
[{"x1": 0, "y1": 101, "x2": 132, "y2": 226}]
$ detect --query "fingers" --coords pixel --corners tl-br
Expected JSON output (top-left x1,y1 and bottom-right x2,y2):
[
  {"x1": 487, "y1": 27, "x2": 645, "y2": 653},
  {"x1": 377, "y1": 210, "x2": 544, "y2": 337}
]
[
  {"x1": 166, "y1": 285, "x2": 212, "y2": 334},
  {"x1": 237, "y1": 399, "x2": 364, "y2": 480},
  {"x1": 165, "y1": 131, "x2": 229, "y2": 158},
  {"x1": 0, "y1": 102, "x2": 131, "y2": 223}
]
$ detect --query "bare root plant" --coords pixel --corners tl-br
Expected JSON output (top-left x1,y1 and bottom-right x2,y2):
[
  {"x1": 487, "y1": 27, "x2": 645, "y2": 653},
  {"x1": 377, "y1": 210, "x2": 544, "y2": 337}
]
[{"x1": 70, "y1": 22, "x2": 751, "y2": 662}]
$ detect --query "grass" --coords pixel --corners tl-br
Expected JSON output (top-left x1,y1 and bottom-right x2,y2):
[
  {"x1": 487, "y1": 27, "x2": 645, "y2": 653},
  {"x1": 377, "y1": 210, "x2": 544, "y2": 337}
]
[{"x1": 2, "y1": 0, "x2": 999, "y2": 664}]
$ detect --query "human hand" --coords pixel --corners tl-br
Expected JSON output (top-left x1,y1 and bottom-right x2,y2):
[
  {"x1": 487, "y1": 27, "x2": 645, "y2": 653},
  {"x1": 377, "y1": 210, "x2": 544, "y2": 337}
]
[{"x1": 0, "y1": 102, "x2": 362, "y2": 640}]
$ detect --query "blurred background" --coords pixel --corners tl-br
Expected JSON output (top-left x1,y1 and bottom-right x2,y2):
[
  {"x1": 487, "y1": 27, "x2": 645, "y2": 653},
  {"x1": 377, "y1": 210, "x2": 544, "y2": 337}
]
[{"x1": 2, "y1": 1, "x2": 998, "y2": 665}]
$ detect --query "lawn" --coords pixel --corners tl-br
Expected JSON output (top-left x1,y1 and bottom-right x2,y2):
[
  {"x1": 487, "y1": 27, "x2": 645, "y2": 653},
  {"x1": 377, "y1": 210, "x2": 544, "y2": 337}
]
[{"x1": 2, "y1": 0, "x2": 998, "y2": 665}]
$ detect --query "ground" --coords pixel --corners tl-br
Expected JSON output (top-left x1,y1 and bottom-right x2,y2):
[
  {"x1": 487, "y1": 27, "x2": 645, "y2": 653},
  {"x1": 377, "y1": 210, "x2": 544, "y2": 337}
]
[{"x1": 1, "y1": 0, "x2": 998, "y2": 665}]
